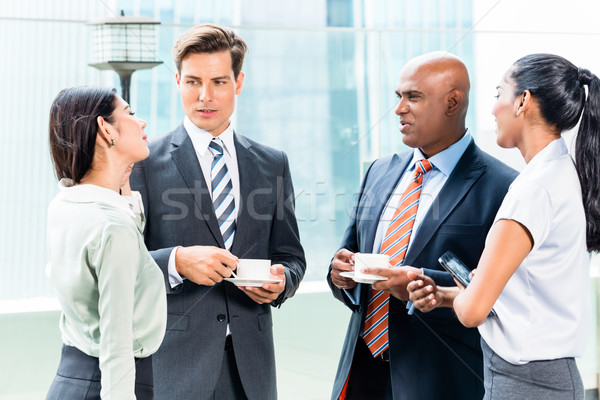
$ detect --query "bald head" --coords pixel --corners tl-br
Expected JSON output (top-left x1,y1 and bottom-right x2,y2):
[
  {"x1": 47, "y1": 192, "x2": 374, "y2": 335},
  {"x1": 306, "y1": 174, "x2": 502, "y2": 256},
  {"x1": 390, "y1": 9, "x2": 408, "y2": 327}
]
[
  {"x1": 402, "y1": 52, "x2": 470, "y2": 114},
  {"x1": 394, "y1": 52, "x2": 471, "y2": 157}
]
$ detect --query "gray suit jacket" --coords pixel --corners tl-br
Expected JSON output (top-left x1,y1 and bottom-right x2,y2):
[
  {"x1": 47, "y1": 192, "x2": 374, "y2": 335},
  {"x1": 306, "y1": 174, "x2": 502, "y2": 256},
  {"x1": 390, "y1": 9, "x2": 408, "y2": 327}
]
[
  {"x1": 131, "y1": 124, "x2": 306, "y2": 399},
  {"x1": 327, "y1": 140, "x2": 517, "y2": 400}
]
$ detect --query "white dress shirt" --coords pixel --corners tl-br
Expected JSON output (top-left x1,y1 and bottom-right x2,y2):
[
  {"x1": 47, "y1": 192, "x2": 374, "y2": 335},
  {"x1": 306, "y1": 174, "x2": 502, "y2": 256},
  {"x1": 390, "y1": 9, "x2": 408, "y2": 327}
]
[
  {"x1": 478, "y1": 138, "x2": 590, "y2": 364},
  {"x1": 168, "y1": 117, "x2": 241, "y2": 287}
]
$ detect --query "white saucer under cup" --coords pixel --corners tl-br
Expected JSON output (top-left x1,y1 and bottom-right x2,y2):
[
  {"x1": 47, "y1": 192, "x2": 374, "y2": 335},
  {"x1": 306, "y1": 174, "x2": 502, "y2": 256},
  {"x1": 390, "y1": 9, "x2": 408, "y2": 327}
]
[
  {"x1": 224, "y1": 259, "x2": 283, "y2": 286},
  {"x1": 340, "y1": 271, "x2": 387, "y2": 284}
]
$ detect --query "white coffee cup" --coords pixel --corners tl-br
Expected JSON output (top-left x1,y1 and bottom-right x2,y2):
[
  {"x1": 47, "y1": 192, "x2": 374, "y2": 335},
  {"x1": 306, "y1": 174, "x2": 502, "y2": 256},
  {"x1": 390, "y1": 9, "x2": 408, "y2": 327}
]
[
  {"x1": 354, "y1": 253, "x2": 390, "y2": 278},
  {"x1": 235, "y1": 259, "x2": 271, "y2": 280}
]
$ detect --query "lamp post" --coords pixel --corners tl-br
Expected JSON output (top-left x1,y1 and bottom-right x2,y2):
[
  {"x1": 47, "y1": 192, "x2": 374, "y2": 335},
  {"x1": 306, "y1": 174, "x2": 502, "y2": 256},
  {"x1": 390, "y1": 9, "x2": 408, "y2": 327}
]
[{"x1": 88, "y1": 11, "x2": 162, "y2": 103}]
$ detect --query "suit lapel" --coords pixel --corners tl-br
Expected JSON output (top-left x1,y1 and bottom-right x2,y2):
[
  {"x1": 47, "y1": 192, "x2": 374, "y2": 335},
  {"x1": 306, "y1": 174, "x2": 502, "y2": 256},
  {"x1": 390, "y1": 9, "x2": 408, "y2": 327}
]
[
  {"x1": 170, "y1": 124, "x2": 224, "y2": 247},
  {"x1": 404, "y1": 141, "x2": 485, "y2": 264},
  {"x1": 361, "y1": 152, "x2": 412, "y2": 254}
]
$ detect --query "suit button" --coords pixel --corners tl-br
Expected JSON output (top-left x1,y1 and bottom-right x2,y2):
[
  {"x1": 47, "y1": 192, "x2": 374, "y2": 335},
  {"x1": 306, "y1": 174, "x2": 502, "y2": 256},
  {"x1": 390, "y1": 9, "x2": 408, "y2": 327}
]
[{"x1": 217, "y1": 314, "x2": 226, "y2": 322}]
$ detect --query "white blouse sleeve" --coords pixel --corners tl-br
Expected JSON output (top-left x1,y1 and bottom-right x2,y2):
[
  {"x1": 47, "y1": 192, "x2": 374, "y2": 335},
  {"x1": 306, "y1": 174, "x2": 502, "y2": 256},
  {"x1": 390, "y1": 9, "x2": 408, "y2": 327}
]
[
  {"x1": 94, "y1": 223, "x2": 141, "y2": 399},
  {"x1": 495, "y1": 178, "x2": 552, "y2": 251}
]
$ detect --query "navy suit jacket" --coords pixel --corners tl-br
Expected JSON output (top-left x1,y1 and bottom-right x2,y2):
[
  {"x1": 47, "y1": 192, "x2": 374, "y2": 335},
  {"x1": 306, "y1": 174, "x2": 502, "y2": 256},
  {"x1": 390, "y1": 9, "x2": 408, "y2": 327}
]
[
  {"x1": 131, "y1": 124, "x2": 306, "y2": 400},
  {"x1": 328, "y1": 140, "x2": 517, "y2": 400}
]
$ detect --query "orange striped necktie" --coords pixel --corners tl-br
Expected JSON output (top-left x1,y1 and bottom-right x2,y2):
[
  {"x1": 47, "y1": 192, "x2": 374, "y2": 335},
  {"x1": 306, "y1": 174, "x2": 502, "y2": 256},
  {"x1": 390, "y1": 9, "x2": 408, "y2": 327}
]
[{"x1": 362, "y1": 159, "x2": 433, "y2": 357}]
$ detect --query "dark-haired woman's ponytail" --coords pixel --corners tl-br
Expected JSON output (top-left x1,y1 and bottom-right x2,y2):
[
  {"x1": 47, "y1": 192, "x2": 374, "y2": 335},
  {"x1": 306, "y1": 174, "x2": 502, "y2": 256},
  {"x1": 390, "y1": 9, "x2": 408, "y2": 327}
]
[{"x1": 575, "y1": 70, "x2": 600, "y2": 251}]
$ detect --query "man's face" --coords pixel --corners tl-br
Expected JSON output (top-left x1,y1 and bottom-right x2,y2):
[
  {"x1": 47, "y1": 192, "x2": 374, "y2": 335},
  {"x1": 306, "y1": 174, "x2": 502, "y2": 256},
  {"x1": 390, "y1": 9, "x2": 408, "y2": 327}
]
[
  {"x1": 394, "y1": 64, "x2": 452, "y2": 157},
  {"x1": 176, "y1": 51, "x2": 244, "y2": 136}
]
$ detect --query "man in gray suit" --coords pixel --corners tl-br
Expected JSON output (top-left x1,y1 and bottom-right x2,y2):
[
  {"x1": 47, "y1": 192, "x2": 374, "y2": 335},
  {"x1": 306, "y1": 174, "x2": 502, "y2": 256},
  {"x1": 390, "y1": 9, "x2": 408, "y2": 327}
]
[{"x1": 131, "y1": 24, "x2": 306, "y2": 399}]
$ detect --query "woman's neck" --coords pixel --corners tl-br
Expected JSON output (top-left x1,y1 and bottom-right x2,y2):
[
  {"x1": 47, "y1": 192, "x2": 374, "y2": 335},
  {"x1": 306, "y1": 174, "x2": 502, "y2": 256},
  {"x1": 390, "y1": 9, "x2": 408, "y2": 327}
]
[
  {"x1": 518, "y1": 123, "x2": 560, "y2": 164},
  {"x1": 79, "y1": 158, "x2": 127, "y2": 193}
]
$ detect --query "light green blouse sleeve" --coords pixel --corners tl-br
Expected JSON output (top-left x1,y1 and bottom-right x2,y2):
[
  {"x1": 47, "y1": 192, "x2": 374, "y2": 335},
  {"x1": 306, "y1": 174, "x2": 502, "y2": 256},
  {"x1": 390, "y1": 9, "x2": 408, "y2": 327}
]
[{"x1": 94, "y1": 223, "x2": 140, "y2": 399}]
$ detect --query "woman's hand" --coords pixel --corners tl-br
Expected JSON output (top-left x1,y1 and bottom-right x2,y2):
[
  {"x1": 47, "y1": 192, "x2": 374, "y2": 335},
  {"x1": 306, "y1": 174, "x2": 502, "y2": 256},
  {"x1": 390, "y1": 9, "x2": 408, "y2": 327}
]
[
  {"x1": 469, "y1": 268, "x2": 477, "y2": 280},
  {"x1": 406, "y1": 271, "x2": 442, "y2": 312},
  {"x1": 406, "y1": 271, "x2": 460, "y2": 313}
]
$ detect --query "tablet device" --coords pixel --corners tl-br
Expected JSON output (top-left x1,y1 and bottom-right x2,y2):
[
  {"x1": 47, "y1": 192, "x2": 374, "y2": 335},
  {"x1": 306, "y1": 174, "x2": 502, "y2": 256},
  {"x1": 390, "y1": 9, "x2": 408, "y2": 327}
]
[{"x1": 438, "y1": 251, "x2": 471, "y2": 288}]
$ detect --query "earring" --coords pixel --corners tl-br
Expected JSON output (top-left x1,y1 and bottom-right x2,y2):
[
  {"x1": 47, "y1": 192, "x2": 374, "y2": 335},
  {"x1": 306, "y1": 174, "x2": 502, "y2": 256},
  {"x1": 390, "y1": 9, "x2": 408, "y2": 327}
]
[
  {"x1": 516, "y1": 109, "x2": 521, "y2": 117},
  {"x1": 110, "y1": 138, "x2": 115, "y2": 147}
]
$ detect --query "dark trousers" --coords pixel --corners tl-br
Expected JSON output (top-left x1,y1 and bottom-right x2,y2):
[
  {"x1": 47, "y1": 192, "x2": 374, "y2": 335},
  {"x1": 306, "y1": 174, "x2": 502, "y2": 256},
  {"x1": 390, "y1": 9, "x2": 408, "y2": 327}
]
[
  {"x1": 46, "y1": 344, "x2": 153, "y2": 400},
  {"x1": 213, "y1": 335, "x2": 248, "y2": 400},
  {"x1": 344, "y1": 338, "x2": 393, "y2": 400}
]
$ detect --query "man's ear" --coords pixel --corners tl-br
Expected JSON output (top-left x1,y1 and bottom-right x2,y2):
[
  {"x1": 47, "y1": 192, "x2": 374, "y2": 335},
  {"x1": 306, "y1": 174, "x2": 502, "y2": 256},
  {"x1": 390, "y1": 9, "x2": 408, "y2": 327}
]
[
  {"x1": 445, "y1": 89, "x2": 464, "y2": 116},
  {"x1": 235, "y1": 72, "x2": 245, "y2": 95},
  {"x1": 175, "y1": 73, "x2": 182, "y2": 91}
]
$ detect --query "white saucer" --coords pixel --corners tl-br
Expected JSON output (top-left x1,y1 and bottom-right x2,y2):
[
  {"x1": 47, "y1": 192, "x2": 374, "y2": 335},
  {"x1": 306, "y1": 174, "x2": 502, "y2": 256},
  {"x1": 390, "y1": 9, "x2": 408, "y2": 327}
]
[
  {"x1": 340, "y1": 271, "x2": 388, "y2": 284},
  {"x1": 223, "y1": 278, "x2": 283, "y2": 287}
]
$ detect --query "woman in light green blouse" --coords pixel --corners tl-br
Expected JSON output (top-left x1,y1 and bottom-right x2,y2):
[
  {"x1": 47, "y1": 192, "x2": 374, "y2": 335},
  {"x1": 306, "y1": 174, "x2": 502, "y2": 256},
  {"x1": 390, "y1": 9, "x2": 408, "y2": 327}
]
[{"x1": 45, "y1": 87, "x2": 166, "y2": 400}]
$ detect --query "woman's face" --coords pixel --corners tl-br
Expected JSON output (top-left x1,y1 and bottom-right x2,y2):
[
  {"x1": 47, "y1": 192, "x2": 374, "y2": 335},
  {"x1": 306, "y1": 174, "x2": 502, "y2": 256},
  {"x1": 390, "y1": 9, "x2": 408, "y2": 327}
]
[
  {"x1": 109, "y1": 96, "x2": 149, "y2": 163},
  {"x1": 492, "y1": 72, "x2": 523, "y2": 149}
]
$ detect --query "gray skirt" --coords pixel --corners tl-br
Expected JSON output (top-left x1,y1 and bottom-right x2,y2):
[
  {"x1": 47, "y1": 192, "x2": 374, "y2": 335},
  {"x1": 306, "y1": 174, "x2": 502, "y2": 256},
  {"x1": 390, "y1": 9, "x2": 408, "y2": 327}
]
[
  {"x1": 481, "y1": 338, "x2": 583, "y2": 400},
  {"x1": 46, "y1": 344, "x2": 153, "y2": 400}
]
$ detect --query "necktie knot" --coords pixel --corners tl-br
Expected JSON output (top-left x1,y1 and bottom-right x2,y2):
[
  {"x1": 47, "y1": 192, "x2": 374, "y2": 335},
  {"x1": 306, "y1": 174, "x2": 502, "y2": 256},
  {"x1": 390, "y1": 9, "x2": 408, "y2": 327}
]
[
  {"x1": 415, "y1": 159, "x2": 433, "y2": 175},
  {"x1": 209, "y1": 138, "x2": 224, "y2": 157}
]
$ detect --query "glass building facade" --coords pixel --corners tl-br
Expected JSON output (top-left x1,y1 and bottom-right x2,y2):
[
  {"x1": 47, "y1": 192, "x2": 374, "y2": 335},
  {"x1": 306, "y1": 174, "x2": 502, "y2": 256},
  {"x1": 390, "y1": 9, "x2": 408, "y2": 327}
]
[{"x1": 0, "y1": 0, "x2": 478, "y2": 299}]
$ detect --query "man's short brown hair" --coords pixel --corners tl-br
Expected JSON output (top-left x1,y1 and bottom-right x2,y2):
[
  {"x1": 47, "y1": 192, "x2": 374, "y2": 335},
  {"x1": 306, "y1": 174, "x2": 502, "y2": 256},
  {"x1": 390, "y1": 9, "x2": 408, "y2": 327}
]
[{"x1": 173, "y1": 23, "x2": 248, "y2": 79}]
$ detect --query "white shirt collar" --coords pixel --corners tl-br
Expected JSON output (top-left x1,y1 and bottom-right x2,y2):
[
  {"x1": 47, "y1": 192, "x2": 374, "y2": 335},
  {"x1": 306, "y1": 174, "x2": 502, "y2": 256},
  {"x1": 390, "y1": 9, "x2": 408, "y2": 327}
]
[
  {"x1": 522, "y1": 137, "x2": 567, "y2": 172},
  {"x1": 409, "y1": 129, "x2": 472, "y2": 176},
  {"x1": 57, "y1": 179, "x2": 135, "y2": 217},
  {"x1": 183, "y1": 116, "x2": 236, "y2": 158}
]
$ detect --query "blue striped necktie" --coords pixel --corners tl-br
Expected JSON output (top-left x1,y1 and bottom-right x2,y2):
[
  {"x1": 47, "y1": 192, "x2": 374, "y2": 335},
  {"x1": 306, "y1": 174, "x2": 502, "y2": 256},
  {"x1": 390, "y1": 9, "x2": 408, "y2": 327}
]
[{"x1": 208, "y1": 138, "x2": 236, "y2": 250}]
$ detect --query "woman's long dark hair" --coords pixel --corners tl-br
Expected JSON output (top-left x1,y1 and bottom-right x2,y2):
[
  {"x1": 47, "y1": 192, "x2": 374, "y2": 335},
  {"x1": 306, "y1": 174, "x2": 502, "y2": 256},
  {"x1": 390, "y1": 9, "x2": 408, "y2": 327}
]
[
  {"x1": 511, "y1": 53, "x2": 600, "y2": 251},
  {"x1": 48, "y1": 86, "x2": 117, "y2": 184}
]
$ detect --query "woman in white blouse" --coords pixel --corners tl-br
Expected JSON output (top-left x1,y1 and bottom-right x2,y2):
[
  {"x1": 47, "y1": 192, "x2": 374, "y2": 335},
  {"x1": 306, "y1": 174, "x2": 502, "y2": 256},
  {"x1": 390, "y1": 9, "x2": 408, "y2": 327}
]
[
  {"x1": 407, "y1": 53, "x2": 600, "y2": 399},
  {"x1": 45, "y1": 87, "x2": 166, "y2": 399}
]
